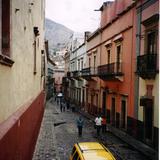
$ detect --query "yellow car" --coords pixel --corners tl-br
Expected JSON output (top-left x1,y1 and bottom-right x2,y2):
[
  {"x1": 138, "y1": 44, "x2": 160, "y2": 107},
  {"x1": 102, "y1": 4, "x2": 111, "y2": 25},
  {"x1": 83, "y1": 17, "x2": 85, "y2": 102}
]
[{"x1": 69, "y1": 142, "x2": 116, "y2": 160}]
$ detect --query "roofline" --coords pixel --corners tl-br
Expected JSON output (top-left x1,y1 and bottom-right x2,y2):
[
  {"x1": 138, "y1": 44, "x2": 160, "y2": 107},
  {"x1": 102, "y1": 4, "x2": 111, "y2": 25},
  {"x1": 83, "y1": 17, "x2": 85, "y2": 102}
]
[
  {"x1": 45, "y1": 40, "x2": 56, "y2": 66},
  {"x1": 87, "y1": 1, "x2": 136, "y2": 42},
  {"x1": 87, "y1": 28, "x2": 101, "y2": 42}
]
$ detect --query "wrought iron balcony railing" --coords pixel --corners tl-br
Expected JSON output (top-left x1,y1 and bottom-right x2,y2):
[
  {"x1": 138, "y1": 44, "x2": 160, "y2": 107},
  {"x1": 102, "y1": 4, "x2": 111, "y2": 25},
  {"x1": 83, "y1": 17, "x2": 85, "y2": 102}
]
[
  {"x1": 98, "y1": 62, "x2": 123, "y2": 80},
  {"x1": 81, "y1": 67, "x2": 98, "y2": 76},
  {"x1": 137, "y1": 54, "x2": 158, "y2": 79},
  {"x1": 72, "y1": 70, "x2": 80, "y2": 77},
  {"x1": 71, "y1": 70, "x2": 82, "y2": 80},
  {"x1": 62, "y1": 77, "x2": 69, "y2": 86},
  {"x1": 67, "y1": 71, "x2": 71, "y2": 77}
]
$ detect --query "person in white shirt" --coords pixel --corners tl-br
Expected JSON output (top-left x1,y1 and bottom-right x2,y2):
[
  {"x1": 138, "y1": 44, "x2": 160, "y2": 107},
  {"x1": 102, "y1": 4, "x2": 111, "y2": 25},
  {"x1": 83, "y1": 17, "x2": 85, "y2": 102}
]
[{"x1": 95, "y1": 115, "x2": 102, "y2": 136}]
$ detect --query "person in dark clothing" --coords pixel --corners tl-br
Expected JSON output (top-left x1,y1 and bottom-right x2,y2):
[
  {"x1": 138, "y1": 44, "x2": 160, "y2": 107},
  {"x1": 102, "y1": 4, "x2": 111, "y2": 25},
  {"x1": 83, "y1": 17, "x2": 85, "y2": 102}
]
[
  {"x1": 66, "y1": 101, "x2": 70, "y2": 110},
  {"x1": 60, "y1": 102, "x2": 63, "y2": 112},
  {"x1": 102, "y1": 116, "x2": 107, "y2": 133},
  {"x1": 76, "y1": 116, "x2": 84, "y2": 137},
  {"x1": 63, "y1": 101, "x2": 66, "y2": 112}
]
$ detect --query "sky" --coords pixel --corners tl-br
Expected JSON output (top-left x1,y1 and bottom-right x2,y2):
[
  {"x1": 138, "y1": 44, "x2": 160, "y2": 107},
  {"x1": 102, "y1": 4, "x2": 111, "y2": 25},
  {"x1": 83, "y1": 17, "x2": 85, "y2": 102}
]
[{"x1": 45, "y1": 0, "x2": 109, "y2": 33}]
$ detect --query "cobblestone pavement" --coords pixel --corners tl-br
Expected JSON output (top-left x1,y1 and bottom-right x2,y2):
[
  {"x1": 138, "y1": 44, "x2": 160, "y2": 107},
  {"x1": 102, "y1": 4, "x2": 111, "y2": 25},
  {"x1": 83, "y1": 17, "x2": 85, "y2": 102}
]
[{"x1": 33, "y1": 99, "x2": 149, "y2": 160}]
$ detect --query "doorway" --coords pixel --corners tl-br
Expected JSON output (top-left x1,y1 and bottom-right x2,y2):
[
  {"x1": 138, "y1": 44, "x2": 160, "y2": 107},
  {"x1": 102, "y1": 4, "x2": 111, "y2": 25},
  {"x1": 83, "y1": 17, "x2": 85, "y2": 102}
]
[
  {"x1": 102, "y1": 92, "x2": 106, "y2": 116},
  {"x1": 111, "y1": 97, "x2": 116, "y2": 126},
  {"x1": 144, "y1": 101, "x2": 153, "y2": 143},
  {"x1": 82, "y1": 88, "x2": 85, "y2": 108},
  {"x1": 121, "y1": 100, "x2": 126, "y2": 129},
  {"x1": 86, "y1": 88, "x2": 88, "y2": 112}
]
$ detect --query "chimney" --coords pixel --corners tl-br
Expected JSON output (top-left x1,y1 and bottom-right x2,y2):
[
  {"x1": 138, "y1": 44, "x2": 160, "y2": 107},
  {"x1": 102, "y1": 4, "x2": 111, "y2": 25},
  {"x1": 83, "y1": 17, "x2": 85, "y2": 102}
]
[{"x1": 84, "y1": 31, "x2": 91, "y2": 42}]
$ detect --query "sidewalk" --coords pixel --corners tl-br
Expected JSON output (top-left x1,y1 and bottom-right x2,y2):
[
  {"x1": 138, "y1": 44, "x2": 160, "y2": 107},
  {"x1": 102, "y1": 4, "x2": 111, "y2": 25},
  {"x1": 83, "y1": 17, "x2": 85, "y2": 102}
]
[
  {"x1": 78, "y1": 110, "x2": 158, "y2": 160},
  {"x1": 32, "y1": 99, "x2": 60, "y2": 160}
]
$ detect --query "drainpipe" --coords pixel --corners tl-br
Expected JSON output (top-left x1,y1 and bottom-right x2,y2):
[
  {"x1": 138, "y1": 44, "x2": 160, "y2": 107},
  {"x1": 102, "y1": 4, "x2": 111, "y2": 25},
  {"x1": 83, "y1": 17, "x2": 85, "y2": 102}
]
[
  {"x1": 135, "y1": 0, "x2": 142, "y2": 127},
  {"x1": 99, "y1": 28, "x2": 103, "y2": 115}
]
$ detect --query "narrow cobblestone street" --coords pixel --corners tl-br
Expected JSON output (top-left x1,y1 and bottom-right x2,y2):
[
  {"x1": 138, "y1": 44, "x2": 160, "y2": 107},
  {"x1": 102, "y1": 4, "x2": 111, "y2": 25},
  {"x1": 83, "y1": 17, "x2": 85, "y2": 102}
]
[{"x1": 32, "y1": 99, "x2": 149, "y2": 160}]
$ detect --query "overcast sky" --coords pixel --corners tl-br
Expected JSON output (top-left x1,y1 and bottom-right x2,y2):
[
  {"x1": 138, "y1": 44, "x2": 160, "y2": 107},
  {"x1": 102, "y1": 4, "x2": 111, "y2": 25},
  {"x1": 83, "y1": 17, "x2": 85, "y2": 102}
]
[{"x1": 45, "y1": 0, "x2": 109, "y2": 33}]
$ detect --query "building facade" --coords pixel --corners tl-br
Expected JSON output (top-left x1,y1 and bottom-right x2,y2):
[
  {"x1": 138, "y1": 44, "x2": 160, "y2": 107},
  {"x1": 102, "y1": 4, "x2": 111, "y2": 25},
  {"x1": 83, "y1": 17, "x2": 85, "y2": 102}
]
[
  {"x1": 53, "y1": 69, "x2": 65, "y2": 93},
  {"x1": 83, "y1": 29, "x2": 101, "y2": 115},
  {"x1": 46, "y1": 41, "x2": 56, "y2": 100},
  {"x1": 63, "y1": 49, "x2": 70, "y2": 100},
  {"x1": 64, "y1": 0, "x2": 159, "y2": 150},
  {"x1": 0, "y1": 0, "x2": 46, "y2": 159},
  {"x1": 98, "y1": 0, "x2": 137, "y2": 136},
  {"x1": 135, "y1": 0, "x2": 159, "y2": 149}
]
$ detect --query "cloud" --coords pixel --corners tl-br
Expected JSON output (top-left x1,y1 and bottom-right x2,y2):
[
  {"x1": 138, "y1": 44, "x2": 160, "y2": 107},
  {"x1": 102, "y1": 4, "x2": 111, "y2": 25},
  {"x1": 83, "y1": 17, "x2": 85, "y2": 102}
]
[{"x1": 45, "y1": 0, "x2": 107, "y2": 32}]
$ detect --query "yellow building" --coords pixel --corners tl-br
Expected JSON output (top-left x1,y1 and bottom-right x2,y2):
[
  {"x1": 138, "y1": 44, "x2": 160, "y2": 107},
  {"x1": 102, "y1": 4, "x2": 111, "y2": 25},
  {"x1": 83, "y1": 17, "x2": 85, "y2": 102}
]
[{"x1": 0, "y1": 0, "x2": 46, "y2": 159}]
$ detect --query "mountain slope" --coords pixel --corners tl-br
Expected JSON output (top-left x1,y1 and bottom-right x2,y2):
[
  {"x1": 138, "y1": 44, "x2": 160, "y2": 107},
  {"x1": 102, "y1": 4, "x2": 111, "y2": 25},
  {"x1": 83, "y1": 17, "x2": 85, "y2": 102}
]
[{"x1": 45, "y1": 18, "x2": 73, "y2": 53}]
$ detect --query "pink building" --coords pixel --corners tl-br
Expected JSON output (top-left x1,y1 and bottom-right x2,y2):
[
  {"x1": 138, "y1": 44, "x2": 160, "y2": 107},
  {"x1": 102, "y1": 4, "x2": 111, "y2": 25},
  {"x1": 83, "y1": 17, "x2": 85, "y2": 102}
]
[{"x1": 54, "y1": 69, "x2": 65, "y2": 93}]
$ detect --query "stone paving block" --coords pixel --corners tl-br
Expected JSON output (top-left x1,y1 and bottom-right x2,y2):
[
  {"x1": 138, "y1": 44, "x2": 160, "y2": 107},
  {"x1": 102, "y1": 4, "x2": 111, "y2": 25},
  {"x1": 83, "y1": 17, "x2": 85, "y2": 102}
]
[{"x1": 33, "y1": 99, "x2": 153, "y2": 160}]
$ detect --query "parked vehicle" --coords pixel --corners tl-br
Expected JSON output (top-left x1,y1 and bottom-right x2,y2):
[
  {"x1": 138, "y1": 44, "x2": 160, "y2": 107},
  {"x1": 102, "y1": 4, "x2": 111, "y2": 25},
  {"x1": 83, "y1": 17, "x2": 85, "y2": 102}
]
[{"x1": 69, "y1": 142, "x2": 116, "y2": 160}]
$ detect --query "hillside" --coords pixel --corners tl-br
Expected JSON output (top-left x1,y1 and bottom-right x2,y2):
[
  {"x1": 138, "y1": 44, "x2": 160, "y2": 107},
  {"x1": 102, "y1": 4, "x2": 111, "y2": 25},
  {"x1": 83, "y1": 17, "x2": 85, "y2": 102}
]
[{"x1": 45, "y1": 18, "x2": 73, "y2": 54}]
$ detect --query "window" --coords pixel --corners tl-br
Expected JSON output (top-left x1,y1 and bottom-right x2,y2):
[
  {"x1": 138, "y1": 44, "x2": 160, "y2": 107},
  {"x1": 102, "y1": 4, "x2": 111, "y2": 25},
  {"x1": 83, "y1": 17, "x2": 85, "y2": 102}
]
[
  {"x1": 89, "y1": 57, "x2": 91, "y2": 68},
  {"x1": 93, "y1": 55, "x2": 96, "y2": 74},
  {"x1": 73, "y1": 151, "x2": 79, "y2": 160},
  {"x1": 33, "y1": 27, "x2": 39, "y2": 74},
  {"x1": 107, "y1": 49, "x2": 111, "y2": 64},
  {"x1": 72, "y1": 147, "x2": 76, "y2": 155},
  {"x1": 142, "y1": 14, "x2": 158, "y2": 55},
  {"x1": 41, "y1": 50, "x2": 45, "y2": 77},
  {"x1": 94, "y1": 55, "x2": 96, "y2": 68},
  {"x1": 0, "y1": 0, "x2": 14, "y2": 66},
  {"x1": 78, "y1": 59, "x2": 80, "y2": 70},
  {"x1": 147, "y1": 31, "x2": 156, "y2": 54},
  {"x1": 81, "y1": 58, "x2": 83, "y2": 70},
  {"x1": 116, "y1": 44, "x2": 122, "y2": 72},
  {"x1": 2, "y1": 0, "x2": 10, "y2": 56}
]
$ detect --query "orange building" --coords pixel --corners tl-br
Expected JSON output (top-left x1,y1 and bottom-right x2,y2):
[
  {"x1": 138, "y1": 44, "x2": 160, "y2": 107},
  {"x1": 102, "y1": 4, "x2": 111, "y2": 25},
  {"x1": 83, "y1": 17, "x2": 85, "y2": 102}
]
[
  {"x1": 99, "y1": 0, "x2": 137, "y2": 135},
  {"x1": 84, "y1": 0, "x2": 137, "y2": 137},
  {"x1": 83, "y1": 0, "x2": 159, "y2": 150}
]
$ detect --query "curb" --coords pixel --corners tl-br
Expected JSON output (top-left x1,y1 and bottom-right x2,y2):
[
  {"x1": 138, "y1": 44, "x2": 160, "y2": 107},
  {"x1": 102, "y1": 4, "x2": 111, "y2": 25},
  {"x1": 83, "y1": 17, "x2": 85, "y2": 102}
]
[{"x1": 78, "y1": 110, "x2": 158, "y2": 160}]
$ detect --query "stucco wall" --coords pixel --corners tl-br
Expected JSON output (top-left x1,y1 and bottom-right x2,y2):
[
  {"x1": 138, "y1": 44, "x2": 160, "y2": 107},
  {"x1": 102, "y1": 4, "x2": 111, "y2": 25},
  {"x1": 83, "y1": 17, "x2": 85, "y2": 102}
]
[
  {"x1": 87, "y1": 33, "x2": 101, "y2": 51},
  {"x1": 0, "y1": 0, "x2": 45, "y2": 123},
  {"x1": 138, "y1": 76, "x2": 159, "y2": 128},
  {"x1": 138, "y1": 0, "x2": 159, "y2": 128}
]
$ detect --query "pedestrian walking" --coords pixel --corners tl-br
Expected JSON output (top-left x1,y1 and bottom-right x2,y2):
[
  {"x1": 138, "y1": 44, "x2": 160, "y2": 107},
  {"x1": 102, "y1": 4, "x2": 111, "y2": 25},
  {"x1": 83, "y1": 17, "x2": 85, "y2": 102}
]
[
  {"x1": 95, "y1": 115, "x2": 102, "y2": 136},
  {"x1": 76, "y1": 116, "x2": 84, "y2": 137},
  {"x1": 54, "y1": 93, "x2": 57, "y2": 102},
  {"x1": 66, "y1": 100, "x2": 70, "y2": 110},
  {"x1": 63, "y1": 101, "x2": 66, "y2": 112},
  {"x1": 102, "y1": 116, "x2": 107, "y2": 133},
  {"x1": 60, "y1": 102, "x2": 63, "y2": 112}
]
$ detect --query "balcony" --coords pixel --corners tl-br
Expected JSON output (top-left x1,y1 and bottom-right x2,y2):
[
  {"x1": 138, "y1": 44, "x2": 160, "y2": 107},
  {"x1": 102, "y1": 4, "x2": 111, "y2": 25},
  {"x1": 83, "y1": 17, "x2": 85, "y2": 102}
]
[
  {"x1": 137, "y1": 54, "x2": 158, "y2": 79},
  {"x1": 67, "y1": 71, "x2": 71, "y2": 77},
  {"x1": 98, "y1": 62, "x2": 123, "y2": 81},
  {"x1": 81, "y1": 67, "x2": 98, "y2": 81},
  {"x1": 67, "y1": 71, "x2": 73, "y2": 80},
  {"x1": 62, "y1": 77, "x2": 69, "y2": 86},
  {"x1": 47, "y1": 76, "x2": 54, "y2": 85},
  {"x1": 140, "y1": 96, "x2": 153, "y2": 106},
  {"x1": 72, "y1": 70, "x2": 82, "y2": 80}
]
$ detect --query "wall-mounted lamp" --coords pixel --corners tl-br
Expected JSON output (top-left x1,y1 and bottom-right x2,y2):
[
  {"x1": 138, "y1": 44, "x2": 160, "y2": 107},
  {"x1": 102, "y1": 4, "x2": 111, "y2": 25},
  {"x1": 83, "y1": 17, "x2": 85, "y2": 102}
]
[
  {"x1": 29, "y1": 2, "x2": 34, "y2": 5},
  {"x1": 15, "y1": 8, "x2": 20, "y2": 13},
  {"x1": 33, "y1": 27, "x2": 40, "y2": 36}
]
